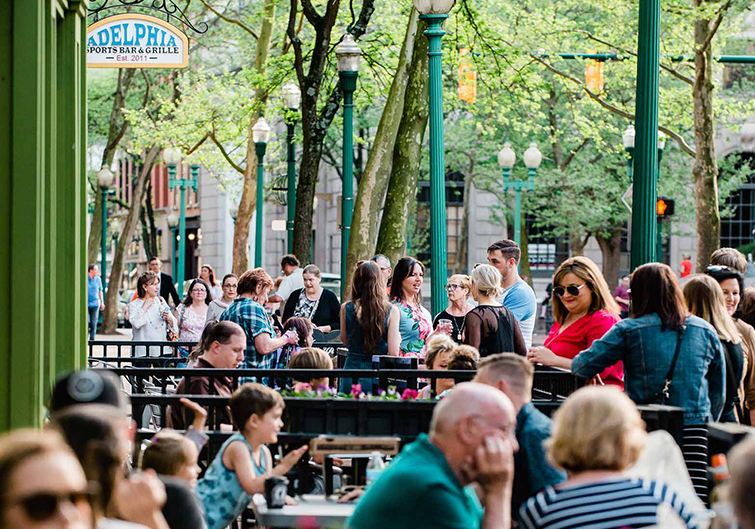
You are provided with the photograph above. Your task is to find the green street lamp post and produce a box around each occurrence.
[283,82,301,255]
[630,0,661,271]
[414,0,455,317]
[97,167,115,291]
[498,141,542,266]
[253,117,271,269]
[336,33,362,300]
[167,211,178,278]
[165,147,196,292]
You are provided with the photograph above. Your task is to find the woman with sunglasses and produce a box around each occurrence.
[432,274,474,344]
[527,256,624,387]
[205,273,238,323]
[0,429,94,529]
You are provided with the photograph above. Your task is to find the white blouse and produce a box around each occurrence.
[129,297,177,357]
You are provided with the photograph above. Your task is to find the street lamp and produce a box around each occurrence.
[229,202,239,224]
[167,211,178,277]
[498,141,541,259]
[622,124,636,180]
[165,147,196,292]
[252,117,271,268]
[413,0,455,317]
[282,81,301,254]
[97,166,115,292]
[336,33,361,300]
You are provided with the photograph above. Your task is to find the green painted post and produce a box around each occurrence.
[420,13,449,317]
[656,219,663,264]
[340,70,358,301]
[286,119,296,254]
[100,186,108,291]
[178,183,187,290]
[170,226,177,278]
[255,143,267,268]
[630,0,661,271]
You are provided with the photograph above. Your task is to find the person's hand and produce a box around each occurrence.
[468,435,515,495]
[161,308,172,322]
[111,470,167,526]
[285,495,298,506]
[276,445,308,474]
[526,346,558,366]
[316,325,331,334]
[100,302,105,311]
[284,329,299,345]
[338,488,365,503]
[180,397,208,432]
[143,298,154,311]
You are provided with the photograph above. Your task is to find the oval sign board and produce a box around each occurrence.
[87,14,188,69]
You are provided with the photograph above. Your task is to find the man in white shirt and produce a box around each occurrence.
[487,239,537,349]
[267,254,304,310]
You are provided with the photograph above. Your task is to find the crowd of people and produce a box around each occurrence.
[70,240,755,528]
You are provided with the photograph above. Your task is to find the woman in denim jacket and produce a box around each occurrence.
[571,263,725,503]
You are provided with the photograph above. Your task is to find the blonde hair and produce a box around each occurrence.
[552,256,621,324]
[447,274,471,292]
[471,264,503,299]
[547,386,647,473]
[683,275,741,344]
[140,429,197,476]
[424,334,456,369]
[288,347,333,371]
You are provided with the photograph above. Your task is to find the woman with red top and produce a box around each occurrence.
[527,256,624,387]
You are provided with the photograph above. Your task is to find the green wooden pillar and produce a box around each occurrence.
[630,0,661,270]
[286,119,297,255]
[420,13,449,317]
[339,70,357,301]
[0,0,87,431]
[255,143,267,268]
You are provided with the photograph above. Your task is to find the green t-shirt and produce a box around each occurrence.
[348,434,484,529]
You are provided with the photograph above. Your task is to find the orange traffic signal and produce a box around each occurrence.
[656,198,675,218]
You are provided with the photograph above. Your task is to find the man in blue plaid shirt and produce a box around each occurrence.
[219,268,298,385]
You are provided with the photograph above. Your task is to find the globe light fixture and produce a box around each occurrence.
[336,33,362,73]
[252,117,271,144]
[622,124,636,150]
[282,81,301,110]
[497,142,516,169]
[412,0,456,15]
[163,146,182,166]
[97,167,115,187]
[167,212,179,228]
[523,142,543,169]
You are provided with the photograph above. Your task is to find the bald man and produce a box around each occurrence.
[348,382,518,529]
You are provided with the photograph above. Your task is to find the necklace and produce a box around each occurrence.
[450,314,466,341]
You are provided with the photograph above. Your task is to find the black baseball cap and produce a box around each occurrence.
[49,370,127,414]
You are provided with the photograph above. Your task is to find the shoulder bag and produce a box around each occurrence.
[638,325,686,405]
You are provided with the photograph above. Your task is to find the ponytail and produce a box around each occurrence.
[190,320,244,361]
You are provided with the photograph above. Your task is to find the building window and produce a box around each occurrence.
[720,153,755,253]
[524,215,569,274]
[415,172,465,272]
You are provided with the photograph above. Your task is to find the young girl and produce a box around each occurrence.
[196,383,308,529]
[288,347,333,390]
[141,429,201,488]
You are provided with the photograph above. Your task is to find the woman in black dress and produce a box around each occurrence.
[432,274,475,343]
[464,264,527,357]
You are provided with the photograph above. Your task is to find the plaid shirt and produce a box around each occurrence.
[219,298,276,373]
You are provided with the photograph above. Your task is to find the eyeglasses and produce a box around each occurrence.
[553,284,587,297]
[191,288,207,293]
[707,265,734,273]
[223,284,238,289]
[444,284,462,291]
[5,490,92,521]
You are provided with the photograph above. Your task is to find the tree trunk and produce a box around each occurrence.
[346,9,422,288]
[140,179,158,260]
[596,229,622,291]
[692,3,720,273]
[101,147,161,333]
[232,0,275,275]
[454,166,474,275]
[87,68,136,265]
[519,211,533,286]
[569,231,589,256]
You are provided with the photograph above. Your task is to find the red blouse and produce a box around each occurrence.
[544,310,624,388]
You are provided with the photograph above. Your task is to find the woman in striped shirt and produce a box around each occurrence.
[519,386,697,529]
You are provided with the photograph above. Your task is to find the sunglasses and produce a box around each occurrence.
[6,490,92,521]
[553,284,587,297]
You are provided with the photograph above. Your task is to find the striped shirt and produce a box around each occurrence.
[518,477,695,529]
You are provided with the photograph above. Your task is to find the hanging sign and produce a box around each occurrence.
[87,14,189,69]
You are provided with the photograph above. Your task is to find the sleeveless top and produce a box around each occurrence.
[344,301,389,356]
[197,433,268,529]
[465,305,517,357]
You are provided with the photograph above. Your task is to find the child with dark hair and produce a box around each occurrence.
[196,383,308,529]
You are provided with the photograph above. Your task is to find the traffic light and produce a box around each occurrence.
[656,197,675,218]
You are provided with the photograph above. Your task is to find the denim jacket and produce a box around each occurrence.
[571,313,725,425]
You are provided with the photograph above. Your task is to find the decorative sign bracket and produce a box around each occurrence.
[87,0,208,35]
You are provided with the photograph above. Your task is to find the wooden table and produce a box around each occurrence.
[250,493,356,528]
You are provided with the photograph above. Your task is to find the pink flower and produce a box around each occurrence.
[401,388,418,400]
[351,384,362,398]
[294,382,312,393]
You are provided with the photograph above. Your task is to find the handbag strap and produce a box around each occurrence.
[662,324,686,394]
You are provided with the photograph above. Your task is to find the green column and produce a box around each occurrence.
[656,219,663,264]
[170,226,177,279]
[630,0,661,270]
[340,70,357,300]
[420,14,449,317]
[101,186,108,290]
[286,119,297,255]
[255,143,267,268]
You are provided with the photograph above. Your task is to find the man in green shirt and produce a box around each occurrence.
[348,382,518,529]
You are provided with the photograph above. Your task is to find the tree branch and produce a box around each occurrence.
[210,132,245,174]
[300,0,323,25]
[699,0,732,56]
[530,54,697,157]
[287,0,306,88]
[185,132,210,155]
[199,0,259,39]
[561,138,590,170]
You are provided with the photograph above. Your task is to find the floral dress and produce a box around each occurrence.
[393,299,432,358]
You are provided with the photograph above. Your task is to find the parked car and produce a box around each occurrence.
[320,273,341,302]
[117,289,135,328]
